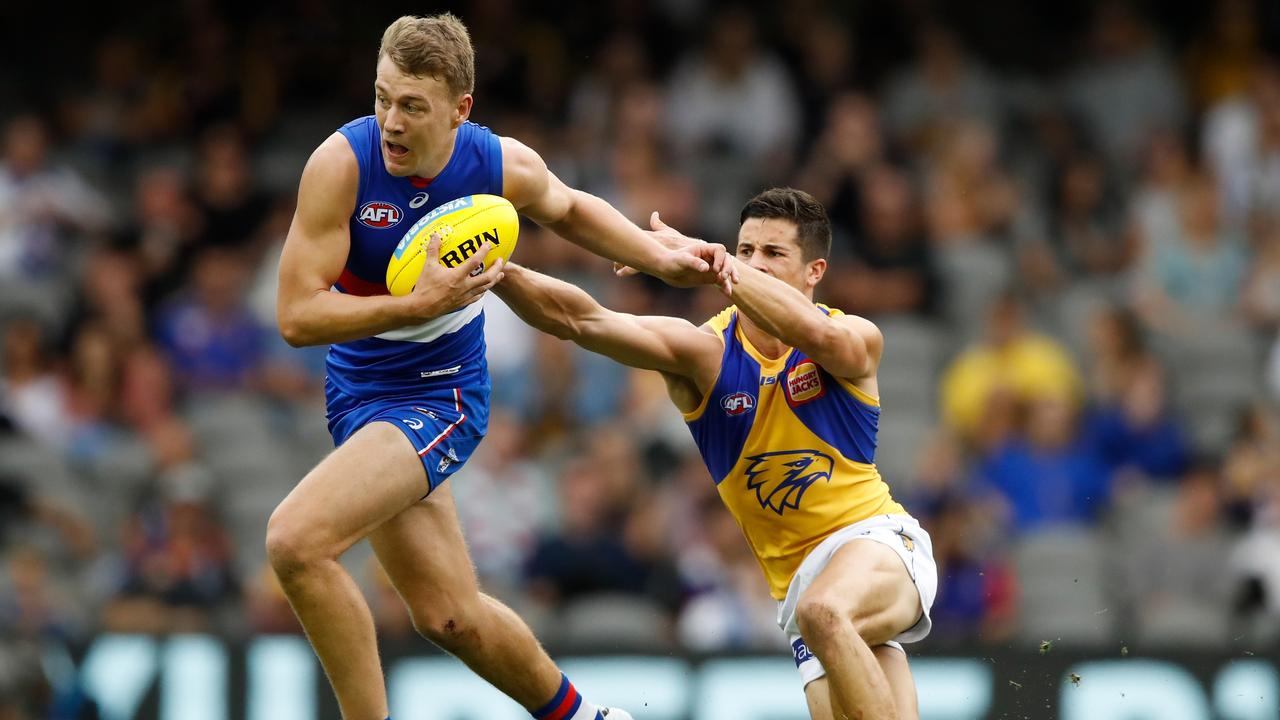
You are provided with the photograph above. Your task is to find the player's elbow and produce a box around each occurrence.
[278,320,310,348]
[810,323,871,375]
[277,307,315,347]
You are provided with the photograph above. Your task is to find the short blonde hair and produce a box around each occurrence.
[378,14,475,97]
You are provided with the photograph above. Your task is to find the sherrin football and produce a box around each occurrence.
[386,194,519,297]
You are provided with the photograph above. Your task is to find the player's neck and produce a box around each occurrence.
[738,314,791,360]
[414,127,459,179]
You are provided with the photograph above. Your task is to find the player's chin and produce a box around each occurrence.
[381,145,414,175]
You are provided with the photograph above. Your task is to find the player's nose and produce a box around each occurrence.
[384,107,405,133]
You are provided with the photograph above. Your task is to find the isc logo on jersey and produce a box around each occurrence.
[358,201,403,229]
[721,392,756,416]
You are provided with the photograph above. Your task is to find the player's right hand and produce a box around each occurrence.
[405,232,504,322]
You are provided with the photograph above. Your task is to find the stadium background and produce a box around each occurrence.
[2,0,1279,717]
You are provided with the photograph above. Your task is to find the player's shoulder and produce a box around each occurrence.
[297,133,359,210]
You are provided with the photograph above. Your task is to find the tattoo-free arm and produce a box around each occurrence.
[727,261,882,380]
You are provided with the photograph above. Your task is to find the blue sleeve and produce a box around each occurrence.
[487,129,504,196]
[338,119,372,200]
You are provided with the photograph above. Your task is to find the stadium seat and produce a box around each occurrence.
[560,594,675,652]
[1013,526,1116,645]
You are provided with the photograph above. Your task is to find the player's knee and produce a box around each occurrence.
[795,595,853,646]
[265,510,319,579]
[409,604,480,651]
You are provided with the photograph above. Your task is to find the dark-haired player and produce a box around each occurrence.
[496,188,937,720]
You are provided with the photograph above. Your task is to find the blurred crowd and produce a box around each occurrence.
[3,0,1280,715]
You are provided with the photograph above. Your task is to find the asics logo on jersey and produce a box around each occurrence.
[744,450,834,515]
[403,417,424,430]
[721,391,756,416]
[358,201,403,229]
[409,192,429,209]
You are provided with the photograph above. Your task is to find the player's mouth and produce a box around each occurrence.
[385,141,411,160]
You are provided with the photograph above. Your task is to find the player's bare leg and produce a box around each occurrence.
[369,474,566,708]
[266,422,435,720]
[795,541,922,720]
[874,646,919,720]
[804,645,918,720]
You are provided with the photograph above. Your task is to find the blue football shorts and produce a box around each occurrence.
[325,380,490,495]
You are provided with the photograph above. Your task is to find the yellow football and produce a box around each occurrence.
[385,194,520,296]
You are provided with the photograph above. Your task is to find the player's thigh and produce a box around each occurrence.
[875,645,919,720]
[800,539,921,647]
[268,421,429,561]
[367,483,481,627]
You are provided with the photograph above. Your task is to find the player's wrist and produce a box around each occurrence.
[398,291,443,324]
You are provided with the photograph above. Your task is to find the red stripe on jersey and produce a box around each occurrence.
[409,175,433,188]
[336,268,389,297]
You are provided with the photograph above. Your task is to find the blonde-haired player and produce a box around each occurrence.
[272,13,728,720]
[495,188,937,720]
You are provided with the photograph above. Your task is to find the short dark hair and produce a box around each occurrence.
[738,187,831,261]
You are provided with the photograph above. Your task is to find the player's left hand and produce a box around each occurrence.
[616,212,739,293]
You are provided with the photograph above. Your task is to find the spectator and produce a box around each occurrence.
[883,21,1004,154]
[1083,306,1190,481]
[0,317,71,445]
[1062,1,1187,176]
[924,496,1018,644]
[154,247,267,393]
[452,410,556,593]
[940,293,1084,448]
[101,466,238,633]
[677,497,784,651]
[1184,0,1264,110]
[1121,462,1237,645]
[665,7,800,167]
[1134,173,1248,331]
[193,126,274,254]
[524,458,654,607]
[1045,152,1131,279]
[0,115,112,282]
[822,163,937,317]
[796,93,886,246]
[1202,57,1280,228]
[978,394,1112,532]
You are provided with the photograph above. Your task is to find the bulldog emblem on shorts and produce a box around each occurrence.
[744,450,834,515]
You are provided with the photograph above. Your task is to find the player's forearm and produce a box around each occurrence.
[728,263,844,355]
[491,264,600,340]
[545,191,663,272]
[277,291,419,347]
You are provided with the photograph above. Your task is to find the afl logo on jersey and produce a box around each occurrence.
[358,201,404,229]
[786,361,825,405]
[721,391,756,416]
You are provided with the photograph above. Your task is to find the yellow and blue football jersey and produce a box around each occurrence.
[684,305,907,599]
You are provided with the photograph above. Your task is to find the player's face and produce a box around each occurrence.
[736,218,826,295]
[374,56,473,177]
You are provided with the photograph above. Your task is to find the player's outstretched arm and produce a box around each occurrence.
[492,264,721,377]
[499,137,731,289]
[276,134,503,347]
[730,260,883,381]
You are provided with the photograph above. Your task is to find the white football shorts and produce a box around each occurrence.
[776,513,938,687]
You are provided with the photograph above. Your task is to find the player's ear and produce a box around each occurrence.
[807,257,827,288]
[453,94,473,128]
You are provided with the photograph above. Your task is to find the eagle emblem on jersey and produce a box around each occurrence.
[744,450,834,515]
